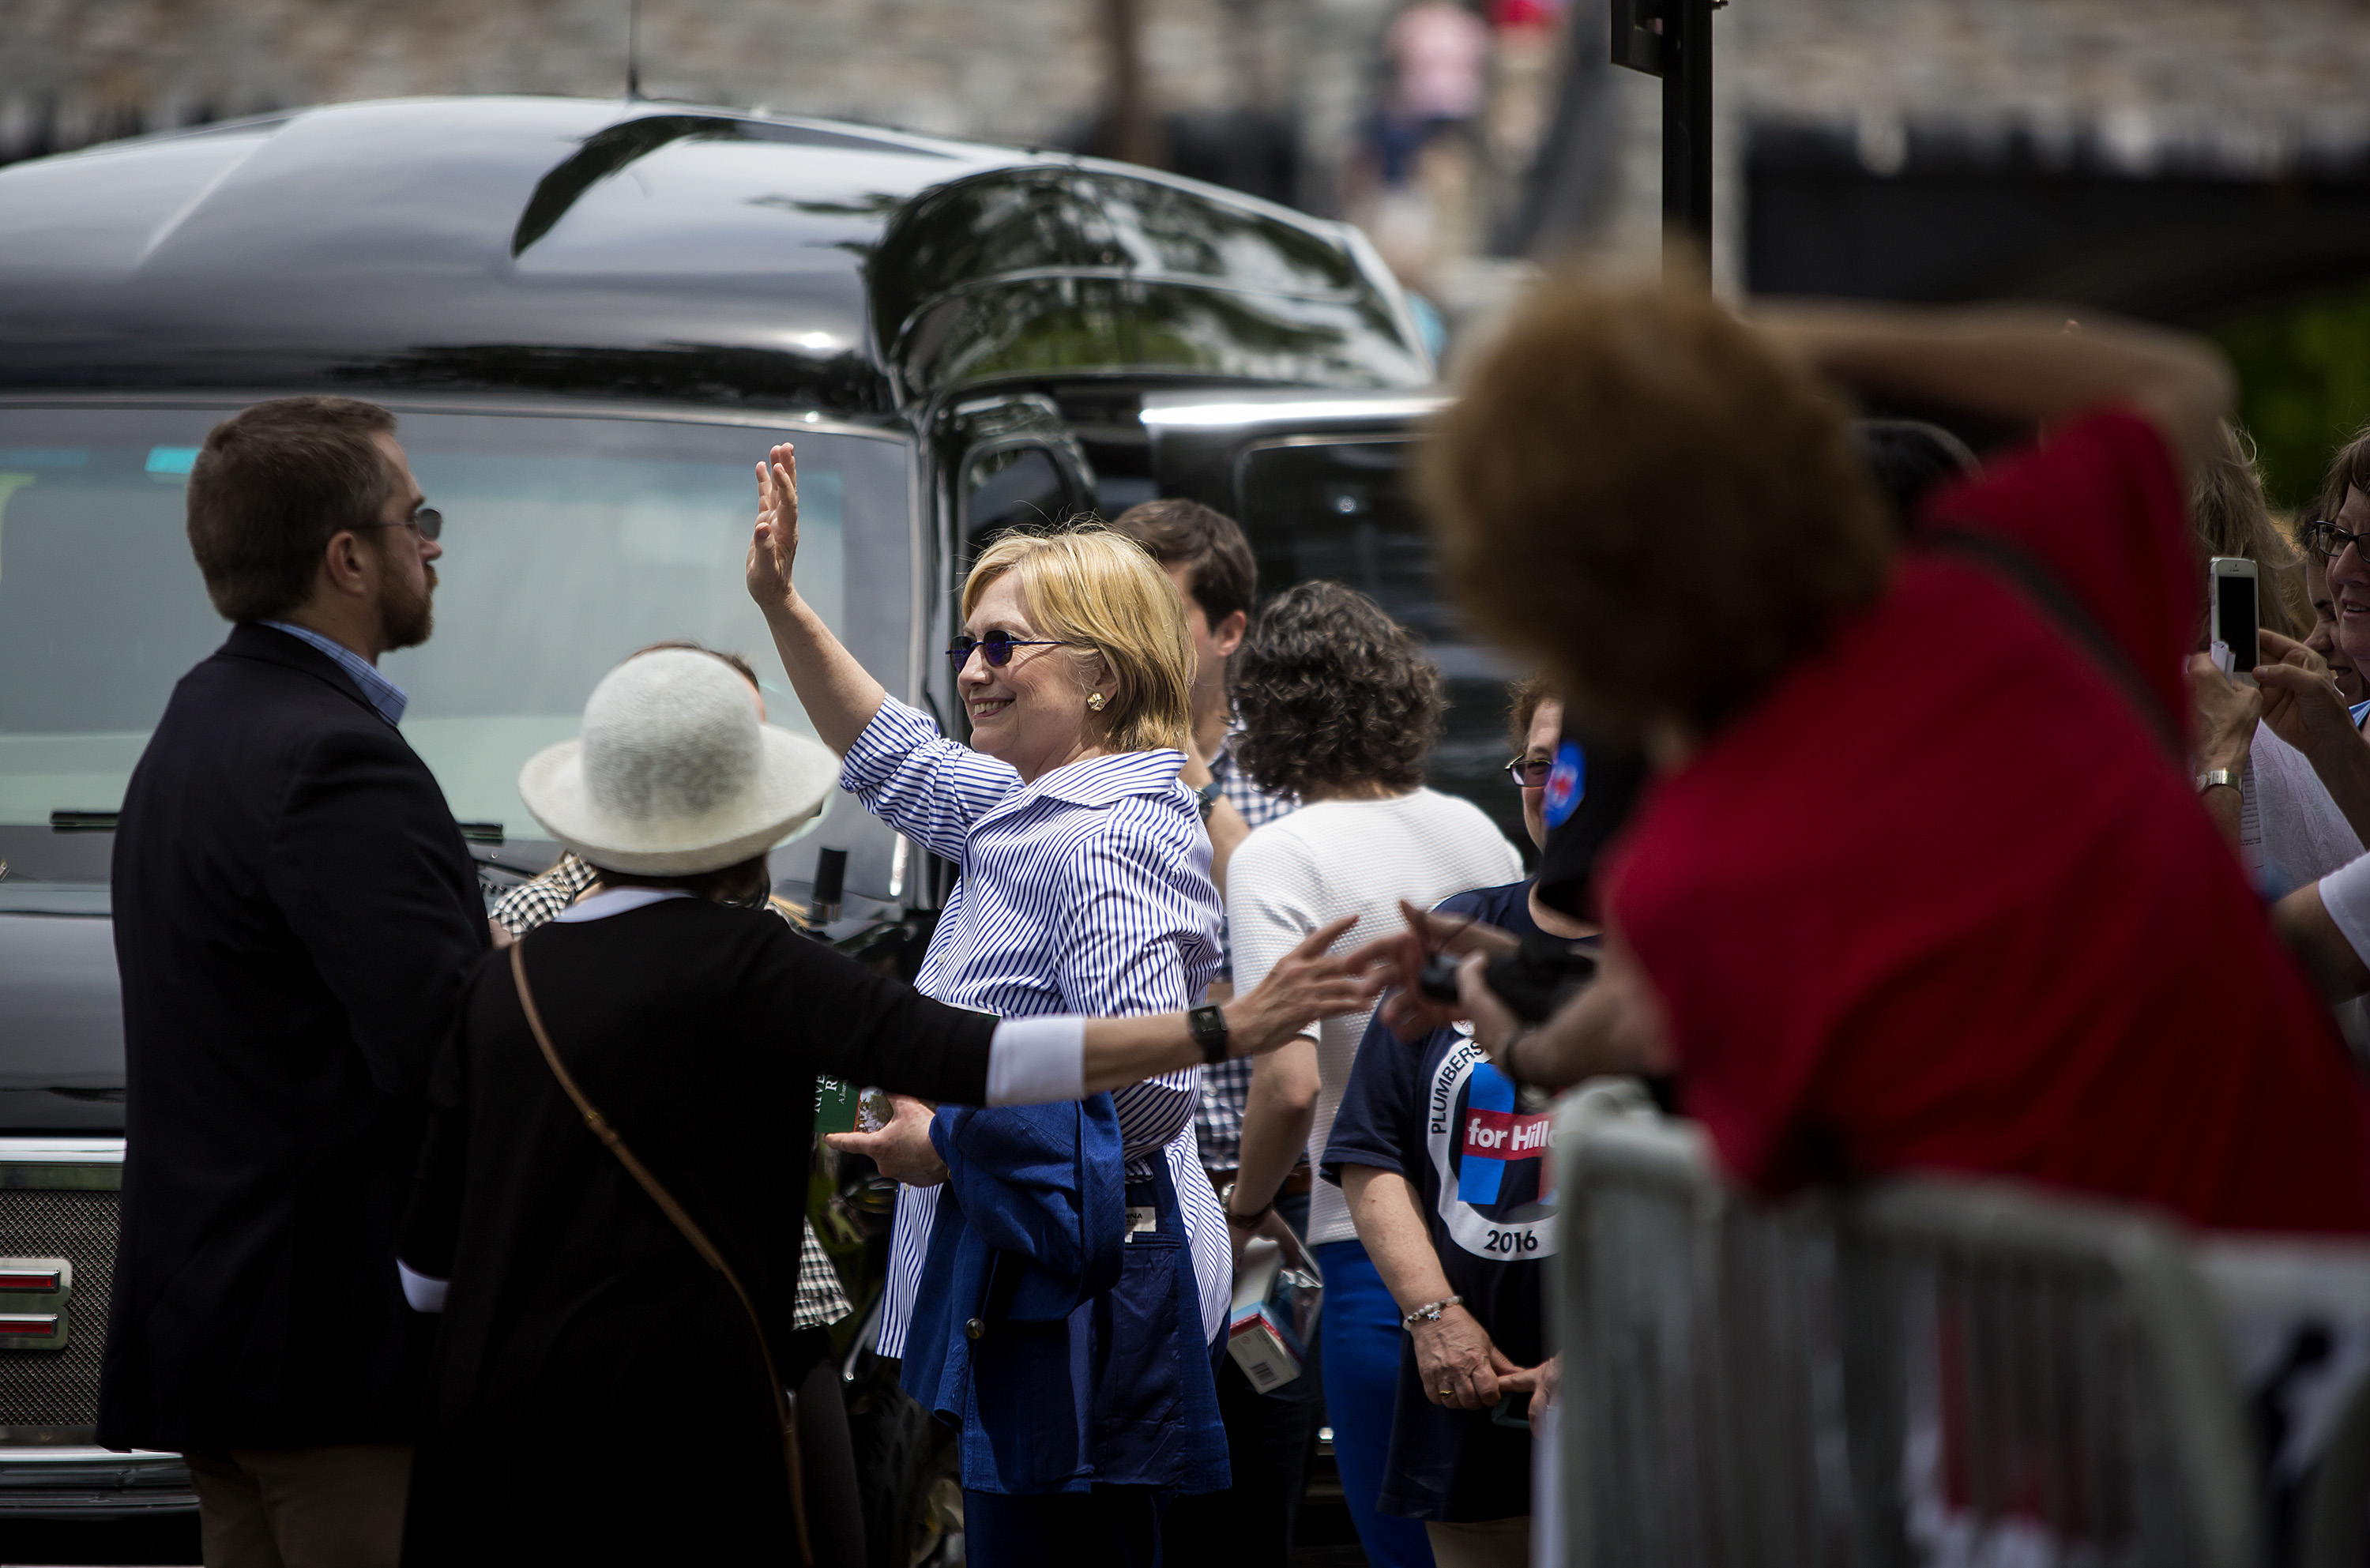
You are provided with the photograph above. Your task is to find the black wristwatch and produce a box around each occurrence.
[1195,778,1223,822]
[1187,1002,1230,1064]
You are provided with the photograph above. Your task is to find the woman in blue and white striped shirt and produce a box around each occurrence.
[746,442,1234,1559]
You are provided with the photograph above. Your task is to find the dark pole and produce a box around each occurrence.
[1101,0,1166,168]
[1661,0,1714,272]
[626,0,642,100]
[1610,0,1717,278]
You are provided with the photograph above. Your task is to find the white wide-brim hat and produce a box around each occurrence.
[517,648,838,876]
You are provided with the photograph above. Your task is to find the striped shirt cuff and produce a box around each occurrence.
[837,697,939,792]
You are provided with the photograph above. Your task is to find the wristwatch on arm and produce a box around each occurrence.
[2195,768,2239,795]
[1187,1002,1229,1064]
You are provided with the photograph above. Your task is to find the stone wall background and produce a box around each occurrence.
[9,0,2370,301]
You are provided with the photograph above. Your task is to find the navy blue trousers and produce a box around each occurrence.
[963,1485,1168,1568]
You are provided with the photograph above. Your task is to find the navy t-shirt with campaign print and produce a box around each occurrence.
[1322,878,1572,1523]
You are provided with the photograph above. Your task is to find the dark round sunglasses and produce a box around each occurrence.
[363,507,442,542]
[946,630,1073,677]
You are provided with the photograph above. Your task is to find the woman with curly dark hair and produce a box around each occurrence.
[1220,580,1519,1568]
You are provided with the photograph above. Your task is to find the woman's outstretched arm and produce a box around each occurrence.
[823,916,1380,1182]
[746,441,886,756]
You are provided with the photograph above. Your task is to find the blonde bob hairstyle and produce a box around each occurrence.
[961,525,1196,755]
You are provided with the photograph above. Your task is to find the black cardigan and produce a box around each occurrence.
[399,895,995,1563]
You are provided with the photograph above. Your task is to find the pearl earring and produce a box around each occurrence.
[1086,692,1106,711]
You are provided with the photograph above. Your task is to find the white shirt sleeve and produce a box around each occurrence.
[984,1014,1087,1105]
[397,1258,449,1314]
[2319,853,2370,972]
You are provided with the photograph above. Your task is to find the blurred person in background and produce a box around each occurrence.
[105,397,485,1568]
[2312,423,2370,694]
[747,445,1233,1564]
[2297,518,2365,708]
[2259,427,2370,1040]
[1107,499,1316,1566]
[2184,424,2364,886]
[2306,430,2370,731]
[1379,0,1488,184]
[1319,677,1589,1568]
[1225,581,1521,1568]
[1397,278,2370,1239]
[1105,498,1296,887]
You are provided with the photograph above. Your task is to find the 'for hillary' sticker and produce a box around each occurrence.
[1457,1064,1556,1205]
[1426,1032,1557,1262]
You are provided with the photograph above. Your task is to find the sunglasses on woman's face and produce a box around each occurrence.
[946,629,1073,677]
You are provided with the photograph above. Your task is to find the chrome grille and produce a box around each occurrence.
[0,1189,115,1431]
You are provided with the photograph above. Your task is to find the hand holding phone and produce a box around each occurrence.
[2210,555,2260,686]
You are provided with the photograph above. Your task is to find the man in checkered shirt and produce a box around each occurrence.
[1110,500,1311,1563]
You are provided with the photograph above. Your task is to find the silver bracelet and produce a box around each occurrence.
[1401,1294,1462,1331]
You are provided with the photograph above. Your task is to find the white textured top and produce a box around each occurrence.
[1227,788,1522,1248]
[2241,723,2363,898]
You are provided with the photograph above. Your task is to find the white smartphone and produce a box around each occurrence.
[2210,555,2260,686]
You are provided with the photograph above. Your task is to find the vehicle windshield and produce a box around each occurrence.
[0,404,911,872]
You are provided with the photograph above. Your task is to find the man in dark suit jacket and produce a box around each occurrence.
[105,397,489,1567]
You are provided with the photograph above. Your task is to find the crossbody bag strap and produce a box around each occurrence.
[510,942,814,1568]
[1924,526,2186,764]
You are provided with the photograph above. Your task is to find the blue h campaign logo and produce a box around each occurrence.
[1544,740,1585,829]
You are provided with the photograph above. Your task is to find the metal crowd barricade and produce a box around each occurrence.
[2192,1239,2370,1568]
[1551,1087,2268,1568]
[1837,1181,2260,1568]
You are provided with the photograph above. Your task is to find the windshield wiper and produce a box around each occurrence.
[49,811,117,833]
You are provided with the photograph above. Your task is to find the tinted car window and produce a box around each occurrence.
[961,444,1084,556]
[1234,438,1526,853]
[0,406,911,888]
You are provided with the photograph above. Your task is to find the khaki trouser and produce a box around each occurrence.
[183,1443,412,1568]
[1424,1515,1532,1568]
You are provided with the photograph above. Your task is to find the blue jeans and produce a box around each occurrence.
[1313,1238,1435,1568]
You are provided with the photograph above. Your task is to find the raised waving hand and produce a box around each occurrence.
[746,441,801,611]
[746,440,886,756]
